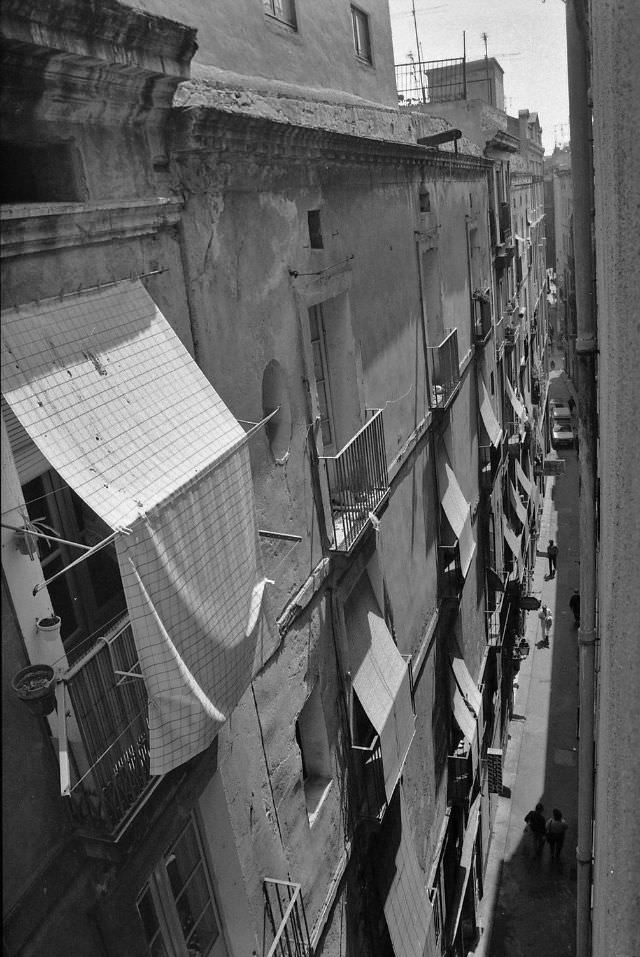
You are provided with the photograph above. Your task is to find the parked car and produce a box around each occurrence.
[551,401,572,421]
[552,419,575,448]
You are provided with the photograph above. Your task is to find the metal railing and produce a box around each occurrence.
[61,617,155,838]
[479,445,502,491]
[319,410,388,552]
[395,56,466,105]
[474,297,492,343]
[263,879,311,957]
[351,733,386,824]
[499,202,512,246]
[448,747,473,805]
[428,328,460,411]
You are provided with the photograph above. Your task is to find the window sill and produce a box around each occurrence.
[304,776,333,827]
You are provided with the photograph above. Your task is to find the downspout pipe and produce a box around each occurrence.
[565,3,597,956]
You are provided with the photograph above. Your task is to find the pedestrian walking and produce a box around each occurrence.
[547,539,559,577]
[546,809,569,860]
[569,589,580,625]
[538,603,553,645]
[524,802,547,856]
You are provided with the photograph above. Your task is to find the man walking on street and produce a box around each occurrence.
[525,802,547,856]
[547,539,558,577]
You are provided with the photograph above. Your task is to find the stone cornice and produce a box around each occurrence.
[170,109,492,176]
[0,198,183,258]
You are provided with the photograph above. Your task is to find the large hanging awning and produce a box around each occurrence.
[1,279,271,775]
[479,380,503,448]
[509,480,528,527]
[345,575,415,803]
[450,656,482,774]
[437,451,476,577]
[375,789,432,957]
[503,524,523,578]
[515,458,534,500]
[504,376,526,421]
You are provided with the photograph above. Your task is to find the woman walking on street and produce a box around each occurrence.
[546,809,569,860]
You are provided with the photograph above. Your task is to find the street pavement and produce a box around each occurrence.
[470,361,580,957]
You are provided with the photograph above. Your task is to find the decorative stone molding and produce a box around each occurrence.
[0,198,183,258]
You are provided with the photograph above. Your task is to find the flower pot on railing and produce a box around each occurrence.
[36,615,61,641]
[11,664,56,717]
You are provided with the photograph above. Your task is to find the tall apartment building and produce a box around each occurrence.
[543,147,574,376]
[2,5,542,956]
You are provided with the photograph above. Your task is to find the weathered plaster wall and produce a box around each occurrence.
[128,0,398,106]
[590,2,640,953]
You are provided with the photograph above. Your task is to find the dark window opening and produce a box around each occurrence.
[490,371,495,395]
[308,209,324,249]
[1,141,82,204]
[419,189,431,213]
[263,0,297,29]
[351,6,372,63]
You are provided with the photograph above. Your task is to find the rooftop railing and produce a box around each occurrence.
[263,879,311,957]
[60,617,157,839]
[428,328,460,411]
[320,409,389,552]
[395,56,466,105]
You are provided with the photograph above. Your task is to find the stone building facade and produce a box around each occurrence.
[1,4,540,956]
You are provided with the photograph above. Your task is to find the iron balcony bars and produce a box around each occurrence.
[395,56,467,105]
[428,328,460,411]
[58,616,157,839]
[263,878,311,957]
[319,409,389,552]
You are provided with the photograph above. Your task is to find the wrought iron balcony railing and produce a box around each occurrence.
[319,409,389,552]
[395,56,466,105]
[59,617,158,839]
[479,444,503,491]
[448,745,473,805]
[263,879,311,957]
[428,328,460,411]
[351,733,386,825]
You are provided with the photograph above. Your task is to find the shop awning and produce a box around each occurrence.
[1,280,270,775]
[376,789,432,957]
[437,452,476,577]
[450,793,482,946]
[479,381,503,448]
[345,575,415,803]
[509,480,529,527]
[515,458,533,500]
[504,376,526,421]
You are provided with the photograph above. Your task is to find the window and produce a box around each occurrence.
[307,209,323,249]
[263,0,296,28]
[1,140,83,203]
[351,6,372,63]
[308,303,335,449]
[137,816,227,957]
[296,683,333,824]
[21,470,126,662]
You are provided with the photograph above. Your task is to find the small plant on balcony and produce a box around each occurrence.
[14,515,59,561]
[11,664,57,716]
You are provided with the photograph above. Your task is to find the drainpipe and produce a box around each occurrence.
[566,2,597,955]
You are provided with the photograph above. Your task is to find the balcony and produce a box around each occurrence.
[351,733,386,826]
[448,744,473,805]
[473,293,492,345]
[503,324,517,349]
[479,444,502,491]
[320,409,389,553]
[438,541,463,600]
[59,617,157,840]
[263,879,311,957]
[428,328,460,411]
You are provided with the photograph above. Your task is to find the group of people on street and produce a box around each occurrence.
[524,803,569,860]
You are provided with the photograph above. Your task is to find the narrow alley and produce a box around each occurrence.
[472,358,580,957]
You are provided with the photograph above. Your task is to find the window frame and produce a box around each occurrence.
[263,0,297,30]
[136,815,226,957]
[350,5,373,64]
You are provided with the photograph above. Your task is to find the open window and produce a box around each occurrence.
[295,683,333,825]
[137,815,228,957]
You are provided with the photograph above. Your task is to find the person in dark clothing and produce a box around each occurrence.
[569,590,581,625]
[525,802,547,855]
[547,539,559,577]
[546,808,569,859]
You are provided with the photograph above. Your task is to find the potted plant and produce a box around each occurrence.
[36,615,62,640]
[11,664,56,717]
[14,516,59,561]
